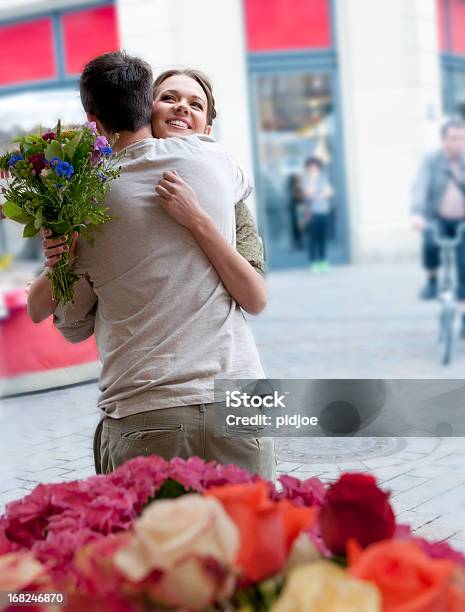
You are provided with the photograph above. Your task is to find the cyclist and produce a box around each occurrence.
[411,118,465,337]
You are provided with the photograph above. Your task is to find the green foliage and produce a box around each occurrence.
[0,153,9,170]
[154,479,192,500]
[45,140,63,162]
[63,131,82,161]
[231,576,284,611]
[1,121,122,304]
[16,134,46,157]
[23,222,39,238]
[140,479,194,514]
[2,201,34,225]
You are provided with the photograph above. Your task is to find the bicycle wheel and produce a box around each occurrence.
[439,308,454,366]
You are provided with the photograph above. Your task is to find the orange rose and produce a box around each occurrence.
[207,481,316,583]
[349,539,465,612]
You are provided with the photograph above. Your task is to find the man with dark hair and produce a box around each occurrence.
[79,51,153,133]
[28,51,275,478]
[411,118,465,335]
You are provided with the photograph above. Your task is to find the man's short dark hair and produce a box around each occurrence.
[441,118,465,139]
[80,51,153,133]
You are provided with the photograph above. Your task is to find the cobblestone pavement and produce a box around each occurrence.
[1,262,464,550]
[252,262,465,378]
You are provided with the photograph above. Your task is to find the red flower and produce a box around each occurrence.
[207,481,316,584]
[319,473,395,555]
[28,153,46,175]
[42,131,56,142]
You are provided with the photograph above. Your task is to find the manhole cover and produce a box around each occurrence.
[275,437,406,464]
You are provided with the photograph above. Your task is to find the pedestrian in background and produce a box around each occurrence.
[411,118,465,336]
[303,156,334,272]
[287,173,306,250]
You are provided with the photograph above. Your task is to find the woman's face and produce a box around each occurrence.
[306,163,321,177]
[152,74,211,138]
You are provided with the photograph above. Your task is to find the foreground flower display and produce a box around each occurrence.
[0,456,464,611]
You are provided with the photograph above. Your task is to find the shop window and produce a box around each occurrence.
[61,5,119,76]
[244,0,331,52]
[0,18,56,86]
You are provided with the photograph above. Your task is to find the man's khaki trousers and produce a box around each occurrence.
[94,403,276,481]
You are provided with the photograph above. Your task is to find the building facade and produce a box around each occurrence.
[0,0,460,266]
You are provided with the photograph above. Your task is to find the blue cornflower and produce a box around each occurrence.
[101,146,112,156]
[8,154,23,166]
[50,157,74,179]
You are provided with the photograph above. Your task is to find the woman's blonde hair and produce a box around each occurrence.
[153,69,217,126]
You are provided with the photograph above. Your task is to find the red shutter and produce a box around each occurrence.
[450,0,465,55]
[244,0,331,52]
[436,0,448,52]
[62,5,119,76]
[0,18,56,86]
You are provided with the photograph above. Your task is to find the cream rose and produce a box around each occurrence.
[115,493,239,610]
[0,552,45,592]
[284,532,320,573]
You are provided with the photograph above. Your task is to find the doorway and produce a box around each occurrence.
[249,62,349,269]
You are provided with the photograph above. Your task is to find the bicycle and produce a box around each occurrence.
[427,220,465,365]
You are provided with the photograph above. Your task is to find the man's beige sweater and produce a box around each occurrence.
[54,136,264,418]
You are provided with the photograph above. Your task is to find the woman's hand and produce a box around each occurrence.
[41,229,78,268]
[155,171,208,230]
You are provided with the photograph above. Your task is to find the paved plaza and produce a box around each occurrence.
[1,262,465,550]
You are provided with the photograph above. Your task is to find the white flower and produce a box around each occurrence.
[40,168,50,178]
[0,552,45,591]
[115,494,239,610]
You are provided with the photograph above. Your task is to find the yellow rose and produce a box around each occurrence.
[115,493,239,611]
[271,560,381,612]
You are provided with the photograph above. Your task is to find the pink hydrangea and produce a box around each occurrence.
[274,474,326,507]
[0,456,267,579]
[395,524,465,568]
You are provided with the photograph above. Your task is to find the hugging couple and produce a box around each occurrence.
[28,51,275,480]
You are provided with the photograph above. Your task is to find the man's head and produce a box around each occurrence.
[152,69,217,139]
[305,156,323,174]
[441,118,465,159]
[80,51,153,135]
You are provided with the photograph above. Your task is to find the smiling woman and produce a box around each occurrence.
[149,68,267,311]
[153,80,209,136]
[152,68,217,138]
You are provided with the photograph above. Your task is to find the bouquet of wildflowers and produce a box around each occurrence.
[0,121,121,304]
